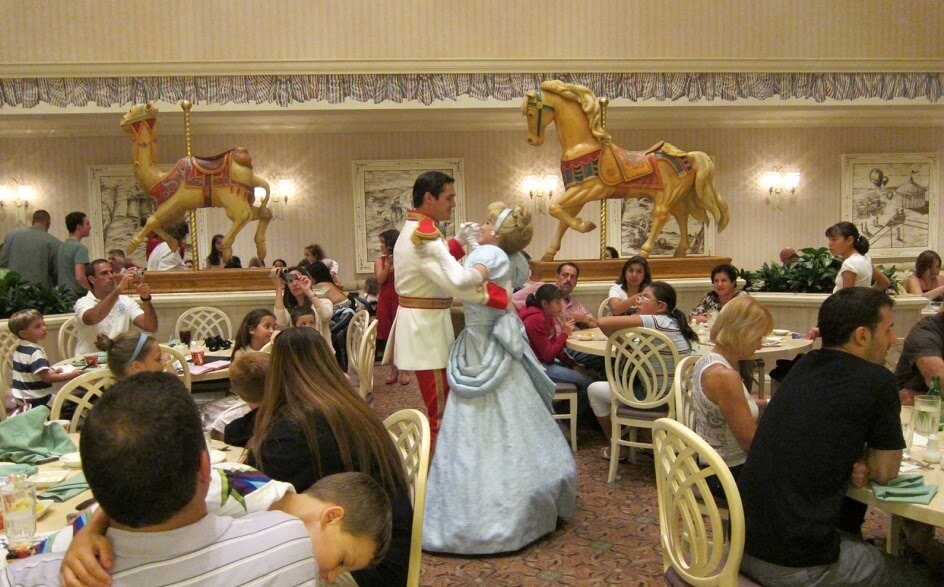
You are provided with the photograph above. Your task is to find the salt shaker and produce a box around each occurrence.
[924,434,942,464]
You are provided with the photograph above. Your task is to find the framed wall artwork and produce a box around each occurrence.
[604,198,716,258]
[841,153,938,259]
[352,158,465,273]
[88,164,208,266]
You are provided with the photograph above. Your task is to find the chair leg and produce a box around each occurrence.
[629,427,638,464]
[607,423,621,483]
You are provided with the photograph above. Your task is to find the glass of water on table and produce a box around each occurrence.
[1,474,36,547]
[913,395,941,439]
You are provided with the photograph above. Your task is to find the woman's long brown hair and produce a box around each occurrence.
[248,327,408,496]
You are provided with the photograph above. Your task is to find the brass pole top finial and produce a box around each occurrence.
[181,100,193,112]
[599,97,609,107]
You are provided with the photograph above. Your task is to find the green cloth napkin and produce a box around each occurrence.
[0,463,38,478]
[38,472,88,503]
[0,407,77,464]
[871,474,939,504]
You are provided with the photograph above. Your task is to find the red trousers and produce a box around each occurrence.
[414,368,450,448]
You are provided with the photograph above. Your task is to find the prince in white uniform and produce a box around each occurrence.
[385,172,507,447]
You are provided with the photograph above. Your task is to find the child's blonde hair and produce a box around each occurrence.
[229,352,269,404]
[8,309,42,337]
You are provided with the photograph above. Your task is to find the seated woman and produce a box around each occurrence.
[309,261,356,370]
[519,283,594,401]
[692,295,772,495]
[605,256,651,316]
[690,263,746,323]
[588,281,696,454]
[423,202,576,555]
[902,250,944,301]
[248,327,412,587]
[270,265,334,352]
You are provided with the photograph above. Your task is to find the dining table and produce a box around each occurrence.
[53,345,233,384]
[566,326,814,397]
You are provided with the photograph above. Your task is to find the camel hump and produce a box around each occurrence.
[191,148,253,171]
[231,147,252,168]
[645,141,687,158]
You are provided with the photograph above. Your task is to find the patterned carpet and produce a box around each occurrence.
[369,365,900,587]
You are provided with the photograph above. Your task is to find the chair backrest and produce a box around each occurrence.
[345,310,370,374]
[653,417,745,585]
[0,329,19,422]
[673,355,700,430]
[50,369,117,430]
[58,316,78,359]
[159,344,192,391]
[383,409,430,587]
[258,341,273,353]
[604,327,681,413]
[597,298,613,318]
[174,307,232,342]
[357,320,378,401]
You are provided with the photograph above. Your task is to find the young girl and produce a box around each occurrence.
[101,332,165,380]
[205,234,226,270]
[606,256,651,316]
[519,283,593,397]
[232,309,277,361]
[826,221,890,292]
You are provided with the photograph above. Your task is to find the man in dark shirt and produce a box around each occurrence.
[738,288,931,585]
[894,309,944,405]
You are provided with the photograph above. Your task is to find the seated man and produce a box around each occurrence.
[74,259,157,356]
[3,372,319,585]
[737,288,932,585]
[894,305,944,406]
[146,221,189,271]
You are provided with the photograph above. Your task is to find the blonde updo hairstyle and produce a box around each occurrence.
[709,295,774,358]
[487,201,533,255]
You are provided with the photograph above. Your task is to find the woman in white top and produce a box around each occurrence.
[692,295,773,495]
[826,221,890,292]
[605,256,651,316]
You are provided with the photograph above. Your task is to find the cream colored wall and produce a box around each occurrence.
[2,0,941,69]
[1,125,941,284]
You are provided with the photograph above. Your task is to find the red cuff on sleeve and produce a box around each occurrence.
[484,282,509,310]
[447,238,465,261]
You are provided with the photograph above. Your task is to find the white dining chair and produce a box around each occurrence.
[356,320,378,402]
[57,316,78,360]
[672,355,700,431]
[597,298,613,318]
[345,310,371,376]
[49,369,117,431]
[0,328,20,421]
[174,306,232,342]
[604,327,680,483]
[159,344,192,391]
[653,418,757,586]
[553,382,578,451]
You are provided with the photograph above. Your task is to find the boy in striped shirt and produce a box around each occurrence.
[8,309,80,410]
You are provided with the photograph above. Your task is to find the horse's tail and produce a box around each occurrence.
[688,151,729,231]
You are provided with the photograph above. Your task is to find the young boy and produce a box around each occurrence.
[218,351,268,446]
[291,305,318,329]
[52,471,392,585]
[8,309,81,410]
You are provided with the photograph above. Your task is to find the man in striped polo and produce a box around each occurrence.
[4,372,319,586]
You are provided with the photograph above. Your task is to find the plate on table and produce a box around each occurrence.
[35,499,53,519]
[772,329,790,336]
[28,470,69,489]
[209,450,226,465]
[575,333,594,341]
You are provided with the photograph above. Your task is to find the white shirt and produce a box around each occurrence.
[147,241,186,271]
[833,253,873,292]
[74,291,146,355]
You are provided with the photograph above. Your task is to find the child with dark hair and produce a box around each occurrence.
[232,309,277,361]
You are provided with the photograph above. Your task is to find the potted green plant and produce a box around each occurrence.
[0,270,75,319]
[739,247,899,294]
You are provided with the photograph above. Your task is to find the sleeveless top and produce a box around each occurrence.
[692,352,758,467]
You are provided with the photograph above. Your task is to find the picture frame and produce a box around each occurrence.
[87,164,207,266]
[352,158,466,273]
[604,198,716,258]
[841,153,939,259]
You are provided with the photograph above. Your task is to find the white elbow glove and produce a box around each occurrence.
[455,222,482,249]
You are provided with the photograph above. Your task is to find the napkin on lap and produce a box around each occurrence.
[0,407,77,464]
[871,474,939,504]
[38,473,88,502]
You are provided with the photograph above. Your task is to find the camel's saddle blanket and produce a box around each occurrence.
[560,142,691,190]
[148,149,254,207]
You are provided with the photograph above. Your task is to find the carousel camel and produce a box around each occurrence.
[523,80,729,260]
[119,104,272,263]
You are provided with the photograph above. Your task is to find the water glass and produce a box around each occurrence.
[1,475,36,546]
[913,395,941,437]
[900,405,915,450]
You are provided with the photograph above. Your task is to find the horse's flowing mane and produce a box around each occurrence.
[540,80,612,143]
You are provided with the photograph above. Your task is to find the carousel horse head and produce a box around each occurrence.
[522,86,556,146]
[120,103,159,131]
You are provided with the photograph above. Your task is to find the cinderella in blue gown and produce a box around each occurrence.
[422,244,577,554]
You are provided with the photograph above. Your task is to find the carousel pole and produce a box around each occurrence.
[598,97,609,260]
[181,100,199,270]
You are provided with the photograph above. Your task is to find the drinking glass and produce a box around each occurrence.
[913,395,941,437]
[900,405,915,450]
[1,475,36,546]
[179,329,193,347]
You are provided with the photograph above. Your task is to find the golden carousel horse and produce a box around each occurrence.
[119,104,272,263]
[522,80,729,260]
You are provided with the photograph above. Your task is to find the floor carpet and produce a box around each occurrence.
[369,366,933,586]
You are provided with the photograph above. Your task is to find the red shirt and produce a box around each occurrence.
[519,306,576,367]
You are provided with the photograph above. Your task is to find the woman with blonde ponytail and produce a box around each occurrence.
[422,202,577,555]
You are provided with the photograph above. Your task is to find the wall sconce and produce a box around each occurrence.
[522,174,558,200]
[759,170,800,208]
[276,179,295,205]
[0,183,34,225]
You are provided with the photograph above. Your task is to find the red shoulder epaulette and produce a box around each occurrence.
[411,218,443,245]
